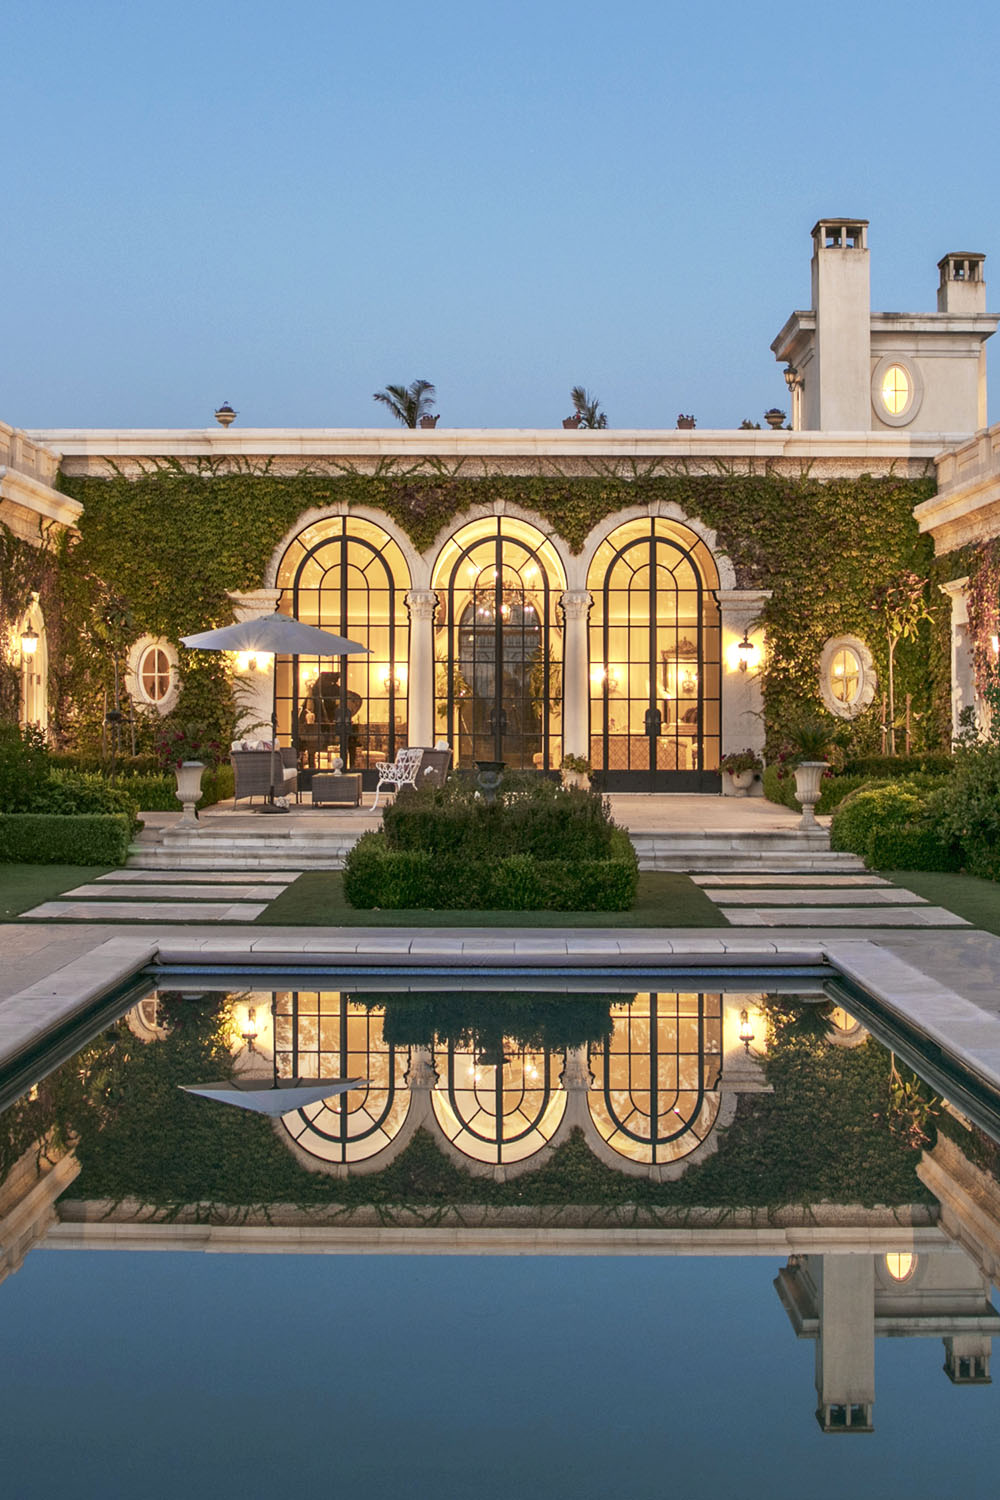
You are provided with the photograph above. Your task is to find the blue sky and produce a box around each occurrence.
[3,0,999,430]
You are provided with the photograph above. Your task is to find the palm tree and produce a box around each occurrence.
[372,379,437,428]
[569,386,607,429]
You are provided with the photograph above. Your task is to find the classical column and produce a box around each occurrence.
[716,588,771,791]
[227,588,281,737]
[560,590,593,763]
[406,589,438,748]
[939,577,976,740]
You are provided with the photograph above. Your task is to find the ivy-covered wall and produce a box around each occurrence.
[4,462,946,751]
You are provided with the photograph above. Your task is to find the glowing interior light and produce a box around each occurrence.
[881,364,910,415]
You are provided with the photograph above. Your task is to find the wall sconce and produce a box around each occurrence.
[241,1005,259,1052]
[738,1008,754,1054]
[679,666,698,696]
[737,632,754,673]
[235,650,273,674]
[20,624,39,659]
[382,671,403,693]
[783,365,799,393]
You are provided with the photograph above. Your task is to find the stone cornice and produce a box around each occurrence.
[28,425,953,480]
[916,421,1000,552]
[0,464,83,541]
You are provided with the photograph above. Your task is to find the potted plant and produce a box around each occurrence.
[155,720,221,828]
[786,720,832,830]
[720,747,762,794]
[560,753,592,791]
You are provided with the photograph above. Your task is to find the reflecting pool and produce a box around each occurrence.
[2,977,999,1498]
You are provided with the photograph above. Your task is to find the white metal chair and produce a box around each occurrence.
[371,746,424,811]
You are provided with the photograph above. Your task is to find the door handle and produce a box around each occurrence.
[644,707,662,736]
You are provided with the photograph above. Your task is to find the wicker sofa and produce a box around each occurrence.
[231,747,299,805]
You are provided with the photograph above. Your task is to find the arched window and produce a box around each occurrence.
[431,1037,567,1164]
[432,517,566,770]
[279,992,410,1164]
[588,992,723,1165]
[276,518,410,781]
[586,519,721,790]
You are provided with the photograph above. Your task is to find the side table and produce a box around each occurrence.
[311,772,362,807]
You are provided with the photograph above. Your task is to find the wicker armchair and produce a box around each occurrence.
[231,747,299,805]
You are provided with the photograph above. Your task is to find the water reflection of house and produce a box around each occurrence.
[776,1248,1000,1433]
[230,988,769,1180]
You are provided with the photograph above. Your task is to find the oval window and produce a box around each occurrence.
[881,364,910,416]
[884,1252,917,1282]
[830,646,862,708]
[139,645,172,702]
[819,636,876,720]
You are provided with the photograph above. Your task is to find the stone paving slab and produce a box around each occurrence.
[67,883,288,902]
[97,870,294,885]
[693,874,889,887]
[20,901,269,923]
[712,887,926,906]
[722,906,968,927]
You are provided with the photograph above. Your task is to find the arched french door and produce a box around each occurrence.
[276,517,410,784]
[432,518,565,770]
[586,518,721,791]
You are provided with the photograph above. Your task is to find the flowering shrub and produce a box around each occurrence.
[154,719,222,770]
[720,748,762,775]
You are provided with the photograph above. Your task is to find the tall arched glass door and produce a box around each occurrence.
[433,518,565,770]
[276,517,410,783]
[586,518,721,791]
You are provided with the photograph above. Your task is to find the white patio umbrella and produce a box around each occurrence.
[180,612,369,812]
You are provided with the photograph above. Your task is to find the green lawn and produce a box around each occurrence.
[882,869,1000,936]
[257,870,728,927]
[0,864,113,919]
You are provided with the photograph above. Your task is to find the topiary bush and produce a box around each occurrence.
[0,812,132,865]
[382,774,618,861]
[830,782,959,871]
[344,785,638,911]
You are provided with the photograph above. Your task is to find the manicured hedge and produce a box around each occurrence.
[829,783,959,871]
[383,776,616,860]
[0,813,132,866]
[344,826,638,910]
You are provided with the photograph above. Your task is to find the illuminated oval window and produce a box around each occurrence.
[881,364,910,416]
[819,636,876,720]
[139,646,172,702]
[885,1252,917,1282]
[127,636,179,714]
[830,647,861,707]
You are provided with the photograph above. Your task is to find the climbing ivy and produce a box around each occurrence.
[38,462,943,752]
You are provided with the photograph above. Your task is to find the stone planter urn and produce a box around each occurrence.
[728,768,755,796]
[793,760,828,831]
[562,769,591,792]
[174,760,205,829]
[475,759,505,805]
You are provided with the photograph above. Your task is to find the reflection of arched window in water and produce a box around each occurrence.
[431,1038,567,1165]
[277,993,410,1164]
[588,993,723,1164]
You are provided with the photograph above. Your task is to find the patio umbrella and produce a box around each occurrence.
[179,1078,366,1116]
[181,612,368,811]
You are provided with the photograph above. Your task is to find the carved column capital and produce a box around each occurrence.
[407,1046,438,1089]
[560,590,593,621]
[561,1046,593,1091]
[228,588,282,621]
[406,588,439,621]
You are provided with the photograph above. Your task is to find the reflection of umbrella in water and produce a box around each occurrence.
[180,612,368,813]
[179,1078,366,1117]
